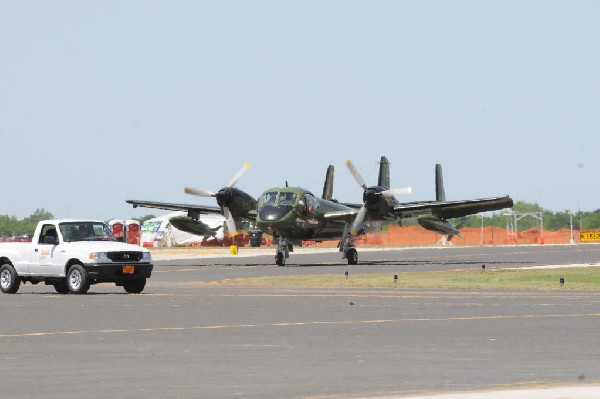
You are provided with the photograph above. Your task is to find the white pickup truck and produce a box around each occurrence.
[0,220,153,294]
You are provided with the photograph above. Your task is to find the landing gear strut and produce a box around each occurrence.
[340,224,358,265]
[275,236,290,266]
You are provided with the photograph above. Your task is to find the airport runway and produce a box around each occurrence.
[2,244,600,398]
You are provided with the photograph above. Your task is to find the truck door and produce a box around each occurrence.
[30,224,63,276]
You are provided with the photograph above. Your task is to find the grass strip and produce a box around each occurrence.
[218,267,600,290]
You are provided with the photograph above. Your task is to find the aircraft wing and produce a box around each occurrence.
[392,196,514,220]
[126,199,222,217]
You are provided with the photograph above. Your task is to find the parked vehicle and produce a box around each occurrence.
[0,220,153,294]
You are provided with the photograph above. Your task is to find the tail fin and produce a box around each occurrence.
[378,156,390,190]
[435,164,446,202]
[322,165,334,200]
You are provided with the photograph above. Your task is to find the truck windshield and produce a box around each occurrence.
[59,222,116,242]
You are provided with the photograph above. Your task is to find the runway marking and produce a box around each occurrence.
[3,312,600,339]
[210,292,598,299]
[153,265,264,273]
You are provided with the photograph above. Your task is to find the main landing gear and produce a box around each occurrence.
[340,224,359,265]
[273,226,359,266]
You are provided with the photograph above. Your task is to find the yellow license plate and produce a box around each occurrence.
[122,265,135,274]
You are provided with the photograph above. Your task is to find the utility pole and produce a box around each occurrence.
[566,209,575,245]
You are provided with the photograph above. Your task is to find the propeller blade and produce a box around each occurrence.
[227,162,250,188]
[223,207,238,237]
[345,160,368,190]
[349,206,367,236]
[380,187,412,198]
[184,187,216,197]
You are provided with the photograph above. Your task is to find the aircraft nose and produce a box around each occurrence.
[259,205,293,222]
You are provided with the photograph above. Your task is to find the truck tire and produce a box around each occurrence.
[67,264,90,294]
[0,263,21,294]
[123,278,146,294]
[53,280,69,294]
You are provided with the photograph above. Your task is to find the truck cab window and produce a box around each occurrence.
[39,225,58,244]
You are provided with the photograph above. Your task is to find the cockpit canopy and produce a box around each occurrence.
[257,189,318,222]
[258,191,298,208]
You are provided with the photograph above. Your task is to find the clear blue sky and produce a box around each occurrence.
[1,1,598,221]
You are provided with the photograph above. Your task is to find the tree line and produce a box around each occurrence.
[0,209,156,238]
[458,201,600,231]
[1,203,599,238]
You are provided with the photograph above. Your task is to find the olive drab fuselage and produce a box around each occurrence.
[256,187,353,240]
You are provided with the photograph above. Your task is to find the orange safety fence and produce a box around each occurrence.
[179,226,595,248]
[305,225,590,247]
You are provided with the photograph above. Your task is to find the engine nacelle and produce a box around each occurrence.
[417,216,461,239]
[169,216,219,237]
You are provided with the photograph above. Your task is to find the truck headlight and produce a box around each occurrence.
[142,252,152,261]
[89,252,110,262]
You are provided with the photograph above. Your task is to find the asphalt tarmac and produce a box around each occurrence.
[2,244,600,398]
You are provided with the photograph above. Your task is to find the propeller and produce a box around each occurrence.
[184,162,250,237]
[345,159,411,236]
[184,187,216,197]
[381,187,412,198]
[345,160,368,190]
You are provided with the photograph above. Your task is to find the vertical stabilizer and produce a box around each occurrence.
[435,164,446,202]
[322,165,334,200]
[378,156,390,190]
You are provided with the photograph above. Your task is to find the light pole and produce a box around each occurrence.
[566,209,575,245]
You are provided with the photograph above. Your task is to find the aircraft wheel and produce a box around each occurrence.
[275,251,286,266]
[346,248,358,265]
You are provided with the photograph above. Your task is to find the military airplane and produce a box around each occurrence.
[127,157,513,266]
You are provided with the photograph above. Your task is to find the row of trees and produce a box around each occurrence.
[1,203,599,238]
[0,209,54,237]
[0,209,156,238]
[458,201,600,231]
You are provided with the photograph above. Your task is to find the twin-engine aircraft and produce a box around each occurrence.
[127,157,513,265]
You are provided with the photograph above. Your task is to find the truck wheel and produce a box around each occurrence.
[123,278,146,294]
[67,264,90,294]
[0,263,21,294]
[53,280,69,294]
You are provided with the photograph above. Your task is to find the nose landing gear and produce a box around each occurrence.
[340,223,359,265]
[275,236,289,266]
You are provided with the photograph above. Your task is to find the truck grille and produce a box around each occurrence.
[107,251,143,262]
